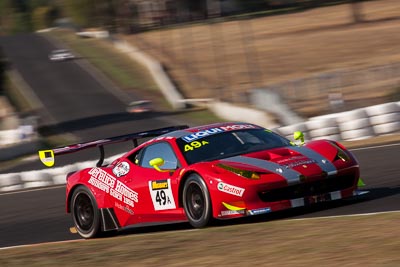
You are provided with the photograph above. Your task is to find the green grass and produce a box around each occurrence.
[1,212,399,266]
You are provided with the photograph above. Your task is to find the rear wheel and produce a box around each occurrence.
[183,174,212,228]
[71,186,101,238]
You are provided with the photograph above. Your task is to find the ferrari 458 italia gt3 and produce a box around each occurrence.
[39,122,366,238]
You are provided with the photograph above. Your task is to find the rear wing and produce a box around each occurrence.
[38,125,188,167]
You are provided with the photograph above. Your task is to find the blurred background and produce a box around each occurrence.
[1,0,400,253]
[1,0,400,161]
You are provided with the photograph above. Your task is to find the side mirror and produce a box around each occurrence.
[149,157,170,172]
[293,131,305,146]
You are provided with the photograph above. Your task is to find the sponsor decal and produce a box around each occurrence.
[182,127,223,142]
[88,168,139,208]
[217,182,245,197]
[149,179,176,210]
[113,161,130,177]
[304,193,332,205]
[277,156,324,170]
[221,210,245,216]
[151,180,169,190]
[182,124,257,142]
[219,124,257,131]
[88,168,116,192]
[290,146,337,176]
[282,159,316,169]
[88,176,111,193]
[115,202,134,215]
[247,207,271,216]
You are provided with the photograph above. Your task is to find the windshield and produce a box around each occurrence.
[176,129,291,164]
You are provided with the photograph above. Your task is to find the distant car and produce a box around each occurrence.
[49,49,75,61]
[126,100,153,113]
[38,122,367,239]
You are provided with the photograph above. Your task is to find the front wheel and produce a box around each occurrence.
[71,186,101,238]
[182,174,212,228]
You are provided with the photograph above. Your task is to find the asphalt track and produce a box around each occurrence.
[0,144,399,248]
[0,33,187,173]
[0,32,187,247]
[0,33,399,248]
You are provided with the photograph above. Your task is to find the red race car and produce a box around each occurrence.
[39,122,367,238]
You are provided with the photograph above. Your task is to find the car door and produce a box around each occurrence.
[121,141,186,226]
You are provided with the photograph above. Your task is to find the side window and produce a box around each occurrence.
[140,142,179,169]
[127,149,143,165]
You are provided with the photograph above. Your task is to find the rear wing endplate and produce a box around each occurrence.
[38,125,188,167]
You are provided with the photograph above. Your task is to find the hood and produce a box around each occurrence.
[217,146,338,185]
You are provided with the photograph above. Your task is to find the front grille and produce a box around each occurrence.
[258,175,356,202]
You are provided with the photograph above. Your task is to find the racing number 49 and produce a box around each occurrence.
[184,141,209,152]
[156,190,167,205]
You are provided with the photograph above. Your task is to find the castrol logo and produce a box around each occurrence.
[217,182,245,197]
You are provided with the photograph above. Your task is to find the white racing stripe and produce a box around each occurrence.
[223,156,302,185]
[290,146,337,176]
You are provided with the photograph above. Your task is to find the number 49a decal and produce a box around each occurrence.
[149,179,176,211]
[184,140,209,152]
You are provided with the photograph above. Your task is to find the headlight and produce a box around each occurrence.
[217,164,261,179]
[336,148,350,162]
[330,142,351,162]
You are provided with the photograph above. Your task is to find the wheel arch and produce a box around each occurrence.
[68,184,120,234]
[178,170,216,216]
[67,183,84,213]
[68,182,114,212]
[178,171,198,208]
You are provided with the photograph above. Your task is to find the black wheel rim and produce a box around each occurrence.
[186,182,205,221]
[74,193,94,231]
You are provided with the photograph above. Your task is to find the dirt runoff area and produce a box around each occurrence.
[123,0,400,117]
[1,212,400,266]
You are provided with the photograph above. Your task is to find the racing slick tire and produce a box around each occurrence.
[71,186,101,239]
[183,173,212,228]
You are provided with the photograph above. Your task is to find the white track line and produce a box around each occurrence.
[0,185,64,196]
[288,210,400,222]
[0,239,84,251]
[350,142,400,151]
